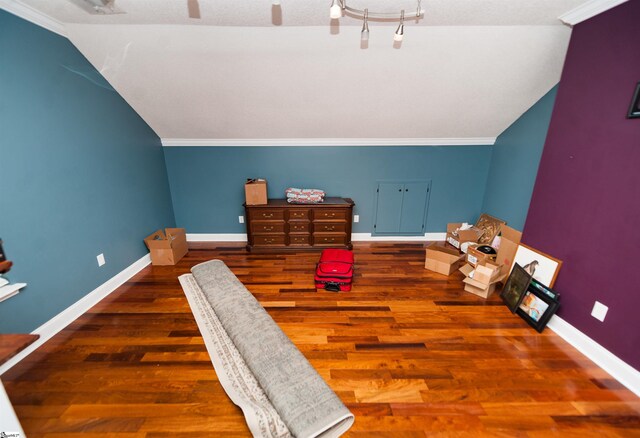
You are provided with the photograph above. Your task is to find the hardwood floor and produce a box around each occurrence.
[3,242,639,437]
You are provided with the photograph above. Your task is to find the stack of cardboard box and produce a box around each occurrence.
[458,224,523,298]
[424,214,523,299]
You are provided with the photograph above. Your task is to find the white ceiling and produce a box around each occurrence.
[9,0,593,145]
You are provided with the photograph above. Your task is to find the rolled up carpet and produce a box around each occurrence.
[180,260,354,438]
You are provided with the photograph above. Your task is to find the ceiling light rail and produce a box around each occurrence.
[330,0,423,42]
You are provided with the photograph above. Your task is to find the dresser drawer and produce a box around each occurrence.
[249,209,285,221]
[251,222,285,234]
[289,222,310,233]
[253,235,286,246]
[313,234,347,246]
[289,234,311,246]
[314,209,348,221]
[288,209,310,220]
[314,222,346,233]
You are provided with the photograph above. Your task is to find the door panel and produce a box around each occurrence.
[399,182,430,234]
[374,183,404,233]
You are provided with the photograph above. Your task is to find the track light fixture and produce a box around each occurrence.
[329,0,423,42]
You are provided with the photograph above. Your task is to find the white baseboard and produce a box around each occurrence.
[352,232,446,241]
[547,315,640,397]
[0,254,151,376]
[187,233,247,242]
[187,232,446,243]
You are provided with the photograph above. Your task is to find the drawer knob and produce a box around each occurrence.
[326,226,334,231]
[265,226,273,231]
[263,213,273,218]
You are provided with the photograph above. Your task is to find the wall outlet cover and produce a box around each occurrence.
[591,301,608,322]
[97,253,106,267]
[354,215,360,223]
[239,216,245,224]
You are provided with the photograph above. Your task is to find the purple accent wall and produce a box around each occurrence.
[523,1,640,370]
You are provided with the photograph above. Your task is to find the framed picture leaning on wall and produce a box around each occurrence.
[500,263,533,313]
[517,280,560,333]
[512,244,563,288]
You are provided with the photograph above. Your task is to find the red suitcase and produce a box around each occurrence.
[315,248,354,292]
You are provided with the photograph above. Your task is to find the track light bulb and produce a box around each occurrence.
[394,24,404,41]
[330,0,342,19]
[361,9,369,41]
[394,10,405,42]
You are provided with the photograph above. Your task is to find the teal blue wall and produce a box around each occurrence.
[481,86,558,230]
[0,11,175,333]
[163,146,492,233]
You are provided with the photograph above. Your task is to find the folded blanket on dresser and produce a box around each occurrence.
[179,260,354,438]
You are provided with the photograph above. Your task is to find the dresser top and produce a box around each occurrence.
[245,197,354,207]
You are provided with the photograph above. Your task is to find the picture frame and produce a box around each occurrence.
[529,278,560,301]
[474,213,506,245]
[628,82,640,119]
[512,243,562,288]
[500,263,533,313]
[516,281,560,333]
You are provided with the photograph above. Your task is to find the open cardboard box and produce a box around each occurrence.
[466,244,497,267]
[144,228,188,266]
[425,243,466,276]
[446,214,507,253]
[459,262,506,298]
[445,223,484,251]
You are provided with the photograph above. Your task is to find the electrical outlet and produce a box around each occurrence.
[354,215,360,223]
[591,301,608,322]
[97,253,106,267]
[239,215,245,224]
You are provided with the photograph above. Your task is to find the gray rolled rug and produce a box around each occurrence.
[179,260,354,438]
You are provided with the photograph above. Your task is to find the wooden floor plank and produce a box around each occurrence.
[2,242,638,436]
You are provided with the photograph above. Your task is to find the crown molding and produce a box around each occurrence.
[162,138,496,147]
[0,0,67,37]
[559,0,628,26]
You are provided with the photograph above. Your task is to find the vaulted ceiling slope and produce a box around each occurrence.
[7,0,598,145]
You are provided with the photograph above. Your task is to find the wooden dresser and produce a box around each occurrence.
[245,197,355,252]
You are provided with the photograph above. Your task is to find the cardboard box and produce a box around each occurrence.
[463,278,505,299]
[459,262,505,298]
[466,245,497,267]
[425,243,466,276]
[144,228,188,266]
[245,179,268,205]
[445,223,484,251]
[494,225,522,275]
[472,262,502,283]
